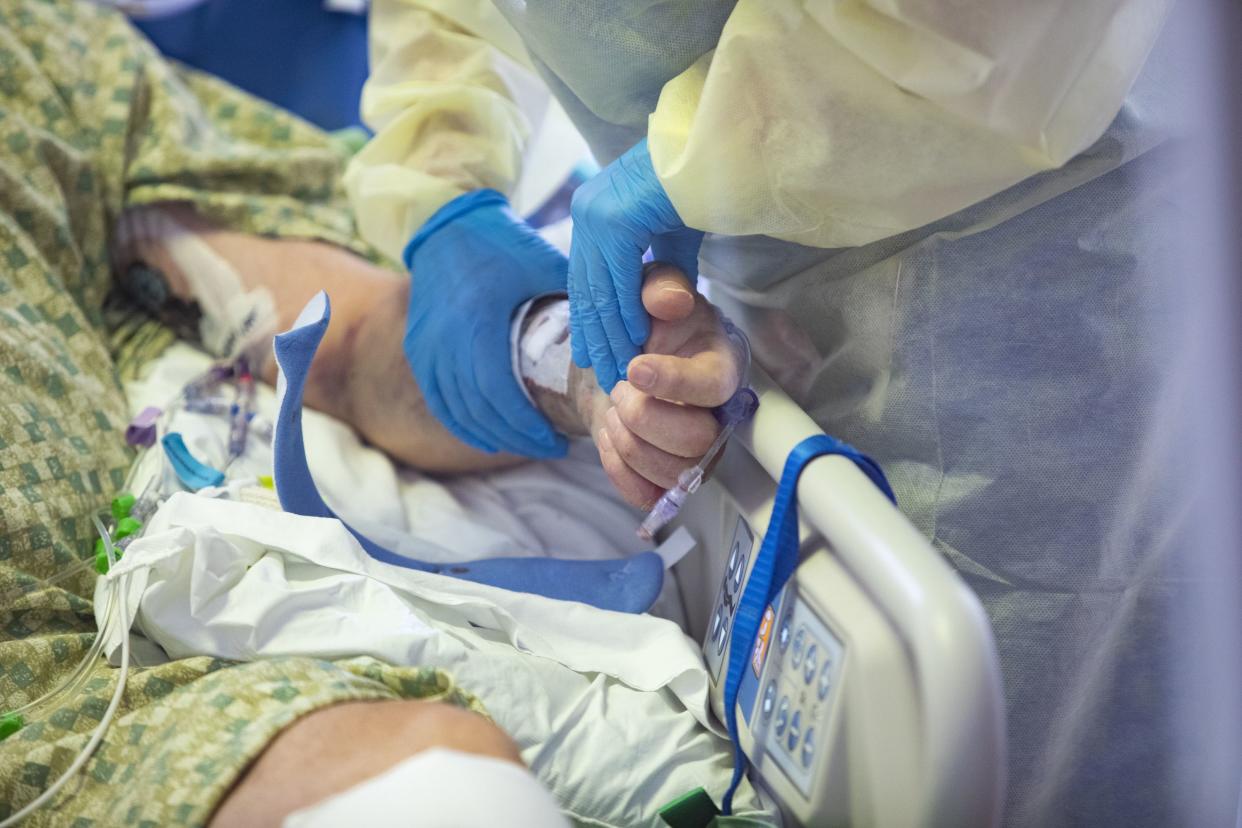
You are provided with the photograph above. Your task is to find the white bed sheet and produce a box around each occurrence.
[123,343,689,626]
[108,344,768,826]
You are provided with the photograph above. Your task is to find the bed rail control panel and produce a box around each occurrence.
[700,509,914,827]
[703,516,754,682]
[703,519,849,800]
[749,586,844,799]
[673,365,1005,828]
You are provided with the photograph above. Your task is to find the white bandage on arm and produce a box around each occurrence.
[282,748,570,828]
[510,294,572,405]
[112,206,277,360]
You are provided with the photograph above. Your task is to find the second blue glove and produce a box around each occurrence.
[403,189,568,458]
[568,138,704,392]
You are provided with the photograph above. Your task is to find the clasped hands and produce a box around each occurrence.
[585,263,744,510]
[399,190,743,510]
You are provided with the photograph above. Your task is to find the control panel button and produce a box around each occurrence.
[775,697,790,735]
[778,614,792,652]
[711,607,725,643]
[762,681,777,720]
[716,624,728,655]
[730,560,744,594]
[754,595,843,799]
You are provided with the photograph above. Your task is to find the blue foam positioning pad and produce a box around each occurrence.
[271,291,664,614]
[444,553,665,611]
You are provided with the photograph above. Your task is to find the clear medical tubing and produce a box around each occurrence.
[2,562,117,721]
[0,358,224,723]
[0,356,257,763]
[0,518,132,827]
[227,361,255,461]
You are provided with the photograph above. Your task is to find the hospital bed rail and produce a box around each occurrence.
[671,365,1005,827]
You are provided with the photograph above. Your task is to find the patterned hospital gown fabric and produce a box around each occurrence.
[0,1,483,823]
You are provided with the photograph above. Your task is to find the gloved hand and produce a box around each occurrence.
[592,263,745,511]
[568,138,704,391]
[403,189,568,458]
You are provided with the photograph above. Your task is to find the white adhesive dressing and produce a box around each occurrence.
[114,207,277,360]
[511,295,571,404]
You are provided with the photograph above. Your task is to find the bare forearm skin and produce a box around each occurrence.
[118,204,593,474]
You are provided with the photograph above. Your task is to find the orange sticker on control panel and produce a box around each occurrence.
[751,605,775,678]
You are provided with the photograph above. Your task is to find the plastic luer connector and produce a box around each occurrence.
[637,315,758,542]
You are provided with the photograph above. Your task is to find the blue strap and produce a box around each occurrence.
[720,435,895,813]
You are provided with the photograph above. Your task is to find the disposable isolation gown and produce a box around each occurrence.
[347,2,1193,824]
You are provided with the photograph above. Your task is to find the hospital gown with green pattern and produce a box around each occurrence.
[0,2,486,823]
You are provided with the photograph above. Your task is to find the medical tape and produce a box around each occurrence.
[653,526,697,569]
[115,208,277,360]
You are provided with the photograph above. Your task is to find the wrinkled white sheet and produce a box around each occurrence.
[123,342,689,624]
[96,494,762,826]
[109,344,764,826]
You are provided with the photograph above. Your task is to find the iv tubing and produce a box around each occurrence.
[0,519,132,827]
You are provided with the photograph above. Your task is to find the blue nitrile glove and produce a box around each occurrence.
[403,189,568,458]
[568,138,704,391]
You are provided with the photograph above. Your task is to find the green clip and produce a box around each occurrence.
[114,516,142,540]
[94,549,110,574]
[111,491,136,521]
[0,713,23,741]
[659,788,721,828]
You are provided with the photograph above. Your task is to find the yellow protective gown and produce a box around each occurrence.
[346,0,1165,260]
[347,3,1188,826]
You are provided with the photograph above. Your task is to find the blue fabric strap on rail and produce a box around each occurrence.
[720,435,896,814]
[270,291,664,615]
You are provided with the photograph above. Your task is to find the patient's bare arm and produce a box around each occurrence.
[113,204,742,503]
[116,203,527,472]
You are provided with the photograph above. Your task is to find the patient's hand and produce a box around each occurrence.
[591,264,745,510]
